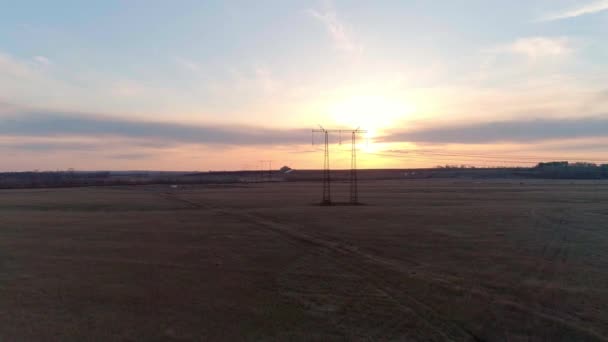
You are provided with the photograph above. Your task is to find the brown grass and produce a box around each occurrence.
[1,180,607,341]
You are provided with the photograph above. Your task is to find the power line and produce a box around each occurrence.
[368,152,544,165]
[384,150,608,163]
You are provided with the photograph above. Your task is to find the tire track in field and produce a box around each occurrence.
[162,190,607,341]
[161,190,476,341]
[276,249,461,341]
[525,208,608,332]
[531,207,571,279]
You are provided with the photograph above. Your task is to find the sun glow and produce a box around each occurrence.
[327,94,412,139]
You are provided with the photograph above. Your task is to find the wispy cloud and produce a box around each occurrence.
[0,141,101,152]
[383,117,608,144]
[253,65,278,94]
[540,0,608,21]
[9,110,602,147]
[174,57,203,73]
[33,56,52,66]
[510,37,571,58]
[109,153,154,160]
[307,5,361,53]
[0,52,38,79]
[0,51,202,116]
[491,37,572,59]
[0,111,311,146]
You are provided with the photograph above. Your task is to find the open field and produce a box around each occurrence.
[1,180,608,341]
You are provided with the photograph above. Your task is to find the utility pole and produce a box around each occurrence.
[322,129,331,204]
[312,127,367,205]
[258,160,273,182]
[268,160,272,181]
[350,131,358,204]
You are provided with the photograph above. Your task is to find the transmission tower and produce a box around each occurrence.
[258,160,273,182]
[350,131,358,204]
[312,127,367,205]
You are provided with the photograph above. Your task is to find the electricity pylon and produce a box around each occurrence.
[258,160,273,182]
[350,131,358,204]
[312,127,367,205]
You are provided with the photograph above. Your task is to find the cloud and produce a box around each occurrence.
[0,52,38,79]
[383,117,608,144]
[540,0,608,21]
[491,37,572,59]
[596,89,608,100]
[0,111,312,146]
[33,56,51,66]
[0,140,101,152]
[308,5,360,53]
[534,139,608,153]
[174,57,203,73]
[0,51,207,117]
[510,37,571,58]
[10,111,597,148]
[110,79,147,97]
[253,66,278,94]
[109,153,154,160]
[0,52,96,110]
[0,101,21,114]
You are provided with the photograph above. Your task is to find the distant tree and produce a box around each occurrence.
[536,161,568,168]
[571,162,597,168]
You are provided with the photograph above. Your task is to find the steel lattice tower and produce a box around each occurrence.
[350,131,358,204]
[313,127,367,205]
[322,130,331,205]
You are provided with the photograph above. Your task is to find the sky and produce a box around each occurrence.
[1,0,607,171]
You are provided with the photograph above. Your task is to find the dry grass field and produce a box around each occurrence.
[1,179,608,341]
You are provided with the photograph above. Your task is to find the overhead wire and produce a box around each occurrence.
[385,150,608,163]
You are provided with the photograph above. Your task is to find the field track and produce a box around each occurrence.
[1,179,608,340]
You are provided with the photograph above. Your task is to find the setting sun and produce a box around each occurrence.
[3,2,608,340]
[327,94,413,139]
